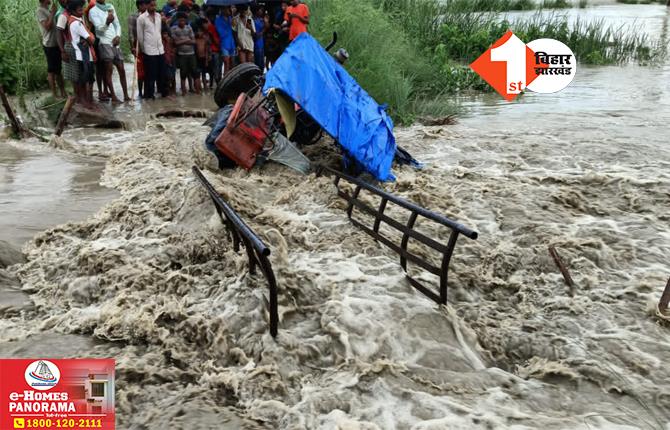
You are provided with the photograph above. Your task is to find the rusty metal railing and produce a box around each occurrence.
[317,165,478,305]
[192,166,279,337]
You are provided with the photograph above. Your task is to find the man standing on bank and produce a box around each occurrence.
[284,0,309,42]
[128,0,148,98]
[137,0,166,99]
[89,0,130,102]
[37,0,67,98]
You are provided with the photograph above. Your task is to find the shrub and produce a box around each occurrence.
[309,0,449,123]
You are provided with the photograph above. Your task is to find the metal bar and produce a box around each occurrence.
[658,277,670,315]
[193,166,270,257]
[193,166,279,337]
[400,212,418,271]
[373,198,387,233]
[259,253,279,337]
[340,191,447,253]
[242,236,257,275]
[440,231,460,304]
[346,185,362,218]
[320,165,478,307]
[319,164,478,240]
[349,217,442,276]
[548,246,575,297]
[338,191,447,253]
[407,276,441,303]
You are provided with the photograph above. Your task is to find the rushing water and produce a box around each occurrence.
[0,140,117,247]
[1,3,669,429]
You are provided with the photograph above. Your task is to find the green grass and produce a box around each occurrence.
[309,0,458,124]
[0,0,48,93]
[435,11,660,65]
[374,0,662,67]
[310,0,664,122]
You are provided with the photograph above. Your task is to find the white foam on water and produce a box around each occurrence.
[2,109,667,429]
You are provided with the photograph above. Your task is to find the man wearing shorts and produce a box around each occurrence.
[215,6,236,76]
[173,12,200,95]
[68,0,96,109]
[89,0,130,102]
[37,0,66,98]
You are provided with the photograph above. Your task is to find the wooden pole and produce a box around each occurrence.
[658,277,670,315]
[54,96,76,137]
[130,40,139,105]
[0,85,24,137]
[548,245,575,296]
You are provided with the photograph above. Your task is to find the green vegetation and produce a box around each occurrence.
[309,0,455,123]
[0,0,49,94]
[310,0,662,122]
[435,11,659,65]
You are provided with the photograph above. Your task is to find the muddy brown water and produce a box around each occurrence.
[1,3,670,429]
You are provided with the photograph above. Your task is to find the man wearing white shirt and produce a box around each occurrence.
[137,0,165,99]
[68,0,96,109]
[89,0,130,102]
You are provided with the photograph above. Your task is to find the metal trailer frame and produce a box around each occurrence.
[192,166,280,337]
[193,164,478,338]
[317,165,478,305]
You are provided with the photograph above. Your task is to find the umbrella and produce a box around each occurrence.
[203,0,252,6]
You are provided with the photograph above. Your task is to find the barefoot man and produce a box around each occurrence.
[88,0,130,102]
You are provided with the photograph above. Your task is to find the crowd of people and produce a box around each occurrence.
[36,0,310,108]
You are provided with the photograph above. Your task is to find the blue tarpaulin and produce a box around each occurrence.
[263,33,397,181]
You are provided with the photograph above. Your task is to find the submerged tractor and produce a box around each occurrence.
[196,32,478,337]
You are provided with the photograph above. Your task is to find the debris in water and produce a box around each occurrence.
[54,96,75,137]
[418,114,458,126]
[548,245,575,296]
[656,277,670,319]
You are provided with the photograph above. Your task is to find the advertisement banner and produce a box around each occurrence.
[0,359,115,430]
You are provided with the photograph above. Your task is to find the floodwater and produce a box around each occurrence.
[0,140,117,247]
[1,3,670,429]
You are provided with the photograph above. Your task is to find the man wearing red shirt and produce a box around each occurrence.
[284,0,308,41]
[206,11,221,87]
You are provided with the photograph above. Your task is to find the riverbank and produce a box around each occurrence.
[3,0,665,124]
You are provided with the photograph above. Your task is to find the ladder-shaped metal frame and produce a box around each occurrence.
[317,165,478,305]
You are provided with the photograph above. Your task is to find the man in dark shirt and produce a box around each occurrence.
[161,0,177,19]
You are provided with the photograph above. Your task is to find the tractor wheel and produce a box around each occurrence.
[214,63,263,107]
